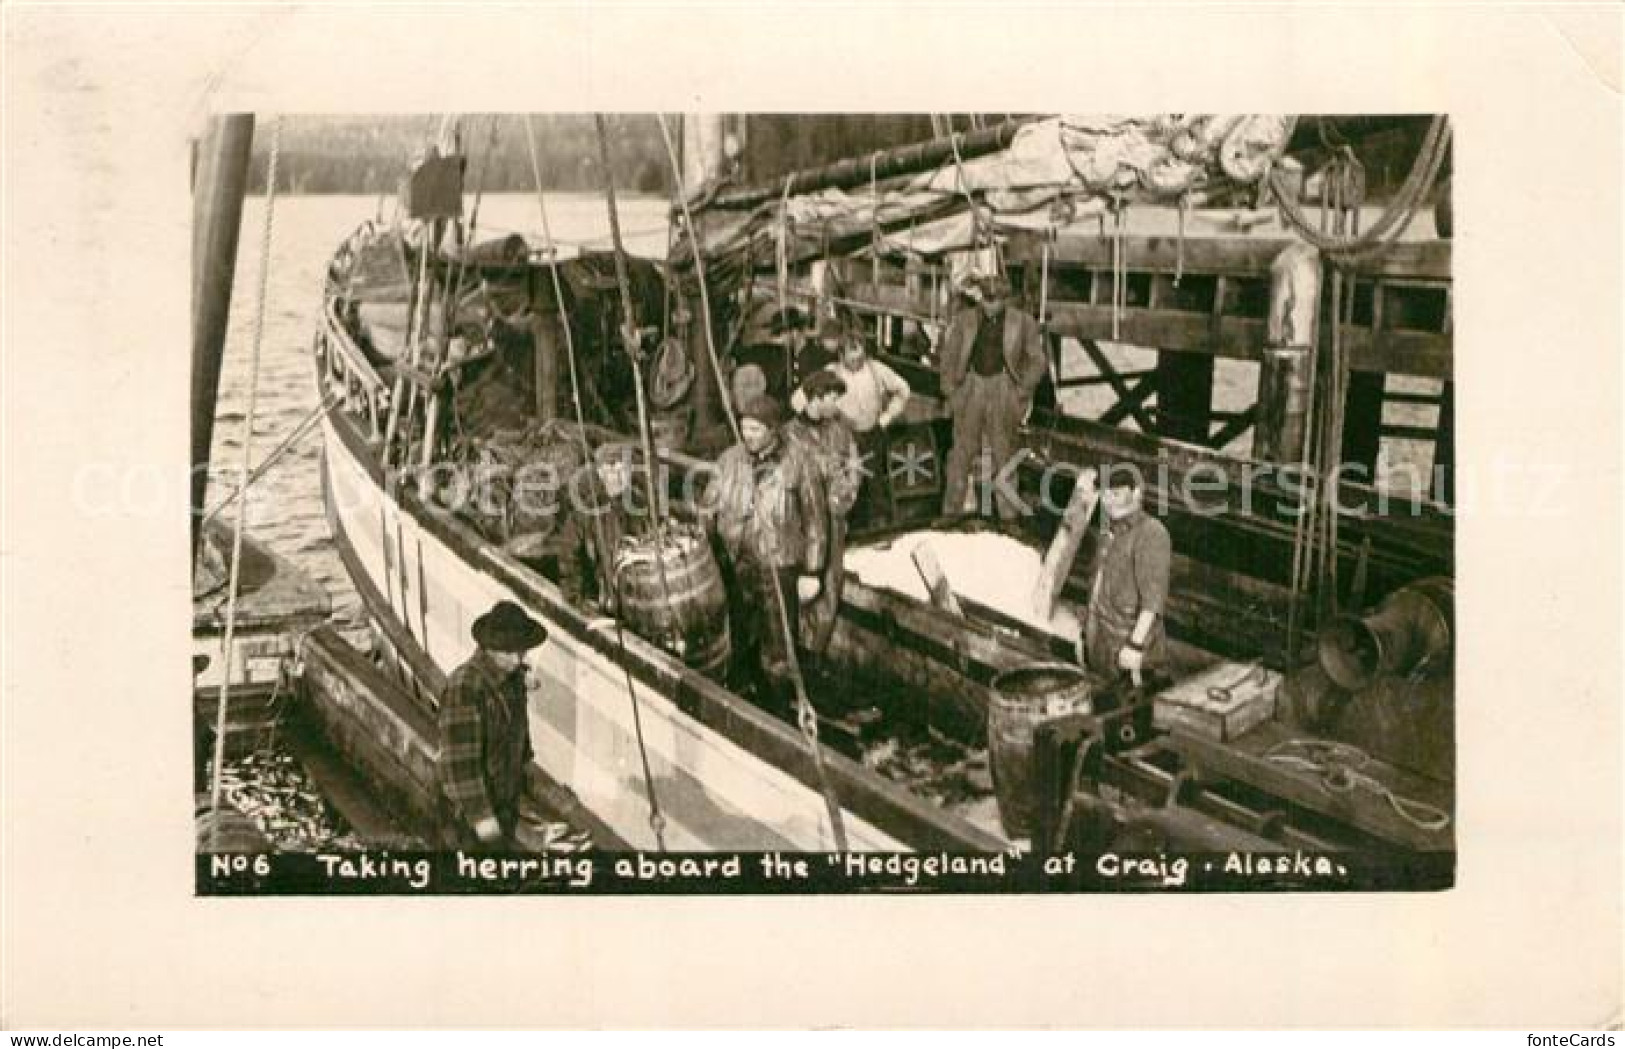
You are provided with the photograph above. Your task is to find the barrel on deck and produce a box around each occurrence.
[988,663,1094,838]
[614,522,732,679]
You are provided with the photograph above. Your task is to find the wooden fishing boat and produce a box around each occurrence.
[307,113,1456,860]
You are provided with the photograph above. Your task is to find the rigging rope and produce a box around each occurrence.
[202,389,341,526]
[207,116,282,848]
[524,115,669,851]
[1271,116,1450,261]
[655,114,741,443]
[1264,739,1451,833]
[656,114,850,852]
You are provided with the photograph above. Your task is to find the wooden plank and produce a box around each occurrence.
[1049,305,1451,378]
[910,542,962,614]
[1151,662,1279,742]
[1032,468,1098,620]
[1008,235,1452,282]
[1159,720,1453,852]
[1080,339,1157,431]
[1098,375,1158,428]
[1208,406,1257,449]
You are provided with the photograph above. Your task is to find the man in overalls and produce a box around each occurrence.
[938,274,1049,525]
[1081,470,1173,705]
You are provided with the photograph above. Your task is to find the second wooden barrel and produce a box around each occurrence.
[614,522,732,679]
[988,662,1094,839]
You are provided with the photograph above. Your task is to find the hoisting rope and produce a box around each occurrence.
[944,117,1001,271]
[775,175,795,330]
[869,151,883,289]
[523,115,669,851]
[1110,195,1126,342]
[449,114,502,309]
[656,114,850,852]
[207,117,282,848]
[1286,147,1366,652]
[655,115,741,443]
[1271,116,1450,262]
[201,389,342,526]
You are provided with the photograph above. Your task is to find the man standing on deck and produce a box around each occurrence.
[1080,470,1173,700]
[938,273,1049,525]
[792,322,911,528]
[705,395,829,713]
[438,600,548,850]
[784,370,863,653]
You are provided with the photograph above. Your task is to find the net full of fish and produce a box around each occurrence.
[210,750,365,852]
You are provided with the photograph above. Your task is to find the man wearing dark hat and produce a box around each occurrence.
[939,273,1049,524]
[705,394,828,711]
[438,600,548,849]
[784,370,862,653]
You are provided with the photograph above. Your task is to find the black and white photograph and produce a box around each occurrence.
[190,111,1458,890]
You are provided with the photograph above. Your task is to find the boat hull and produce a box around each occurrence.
[319,413,907,852]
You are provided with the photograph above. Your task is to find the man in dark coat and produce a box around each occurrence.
[705,394,828,711]
[784,370,863,653]
[438,600,548,849]
[938,273,1049,523]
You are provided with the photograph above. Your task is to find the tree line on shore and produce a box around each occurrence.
[246,114,670,195]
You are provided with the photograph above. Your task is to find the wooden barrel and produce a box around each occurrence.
[614,522,732,679]
[988,663,1094,838]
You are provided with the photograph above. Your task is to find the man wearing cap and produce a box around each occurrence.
[784,370,863,652]
[1081,470,1172,698]
[792,324,911,528]
[939,273,1049,524]
[705,394,829,711]
[438,599,548,849]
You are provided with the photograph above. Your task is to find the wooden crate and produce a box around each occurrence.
[1153,662,1280,742]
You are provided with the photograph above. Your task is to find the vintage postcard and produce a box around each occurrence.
[3,3,1619,1029]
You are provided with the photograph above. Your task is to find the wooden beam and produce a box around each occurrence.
[1006,235,1452,283]
[1047,304,1451,379]
[1208,406,1258,449]
[910,543,962,614]
[1033,469,1099,621]
[1080,339,1158,431]
[1098,374,1158,429]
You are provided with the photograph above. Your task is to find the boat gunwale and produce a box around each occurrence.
[317,304,1009,851]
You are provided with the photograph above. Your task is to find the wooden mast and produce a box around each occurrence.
[681,114,729,443]
[191,113,256,568]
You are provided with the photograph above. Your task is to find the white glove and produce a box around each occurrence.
[473,817,503,845]
[797,575,823,602]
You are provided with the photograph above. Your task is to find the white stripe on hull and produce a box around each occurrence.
[323,418,904,852]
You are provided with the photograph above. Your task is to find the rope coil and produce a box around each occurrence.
[1264,738,1451,834]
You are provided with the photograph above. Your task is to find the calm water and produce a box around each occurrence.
[204,192,672,636]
